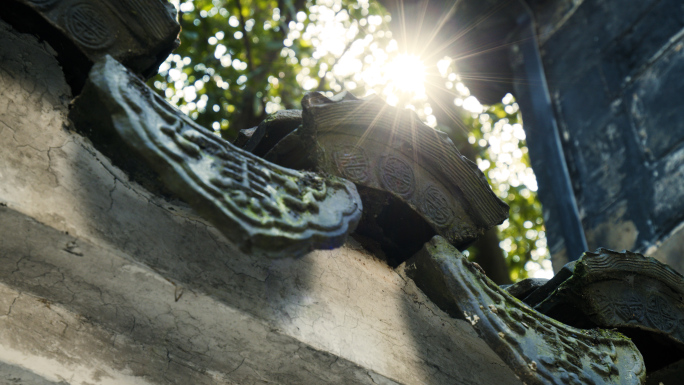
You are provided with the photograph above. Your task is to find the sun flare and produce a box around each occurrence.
[384,53,426,97]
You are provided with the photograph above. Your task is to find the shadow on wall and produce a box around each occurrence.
[0,6,524,384]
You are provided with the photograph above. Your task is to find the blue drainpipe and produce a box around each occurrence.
[511,0,588,263]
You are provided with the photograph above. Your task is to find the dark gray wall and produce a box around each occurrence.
[525,0,684,269]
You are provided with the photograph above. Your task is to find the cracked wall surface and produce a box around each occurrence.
[0,17,521,385]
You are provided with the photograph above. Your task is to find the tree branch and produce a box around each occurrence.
[234,0,254,72]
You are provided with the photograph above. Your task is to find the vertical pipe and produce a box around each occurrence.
[512,1,588,263]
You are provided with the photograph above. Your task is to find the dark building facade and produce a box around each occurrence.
[527,0,684,271]
[386,0,684,271]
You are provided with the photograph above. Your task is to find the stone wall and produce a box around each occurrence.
[0,14,521,385]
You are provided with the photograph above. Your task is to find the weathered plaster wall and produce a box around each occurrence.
[528,0,684,270]
[0,18,521,385]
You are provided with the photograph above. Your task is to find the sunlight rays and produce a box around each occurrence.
[311,0,552,279]
[384,53,427,98]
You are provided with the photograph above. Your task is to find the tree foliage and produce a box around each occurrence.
[152,0,392,139]
[447,100,548,281]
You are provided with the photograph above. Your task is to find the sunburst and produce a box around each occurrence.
[384,53,426,96]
